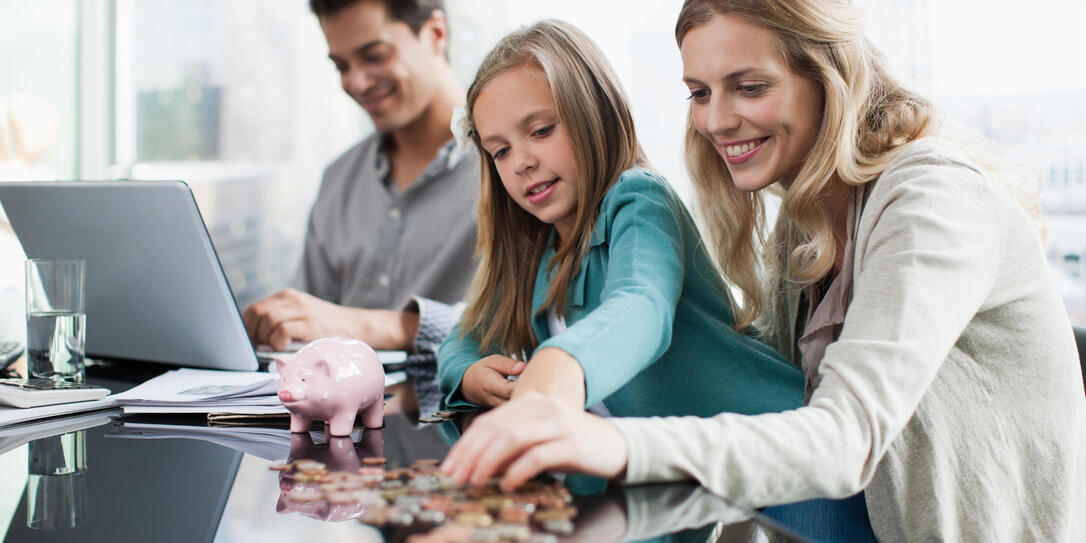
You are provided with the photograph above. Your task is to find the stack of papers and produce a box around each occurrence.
[112,368,287,416]
[112,367,409,417]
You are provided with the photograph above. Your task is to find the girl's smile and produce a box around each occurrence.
[525,177,561,204]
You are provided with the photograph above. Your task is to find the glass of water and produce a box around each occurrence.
[25,259,86,382]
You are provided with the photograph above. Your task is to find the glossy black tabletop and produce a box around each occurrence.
[0,362,807,543]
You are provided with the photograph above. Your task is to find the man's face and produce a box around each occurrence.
[321,1,444,133]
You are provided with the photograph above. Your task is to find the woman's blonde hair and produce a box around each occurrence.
[460,19,647,357]
[676,0,938,336]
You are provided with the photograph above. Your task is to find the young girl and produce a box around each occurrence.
[442,2,1085,541]
[436,20,803,423]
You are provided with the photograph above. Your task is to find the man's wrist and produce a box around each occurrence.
[396,310,420,353]
[349,308,417,351]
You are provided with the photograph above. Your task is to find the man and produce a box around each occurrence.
[243,0,477,415]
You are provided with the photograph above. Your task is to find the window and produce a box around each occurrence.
[862,0,1086,325]
[113,0,367,308]
[0,0,81,341]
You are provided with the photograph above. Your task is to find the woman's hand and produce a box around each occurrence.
[460,355,526,408]
[440,391,629,492]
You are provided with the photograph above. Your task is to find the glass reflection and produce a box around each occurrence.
[26,428,87,530]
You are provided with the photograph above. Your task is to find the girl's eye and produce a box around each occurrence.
[491,147,509,160]
[687,88,709,103]
[531,125,554,138]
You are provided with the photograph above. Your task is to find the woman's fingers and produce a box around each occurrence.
[498,438,576,492]
[465,414,569,486]
[442,392,549,481]
[500,413,627,491]
[442,393,630,492]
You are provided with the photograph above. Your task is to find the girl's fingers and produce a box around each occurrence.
[491,379,516,400]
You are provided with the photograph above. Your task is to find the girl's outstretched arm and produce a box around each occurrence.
[512,346,586,407]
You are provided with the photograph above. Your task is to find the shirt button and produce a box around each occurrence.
[377,274,390,287]
[388,208,401,220]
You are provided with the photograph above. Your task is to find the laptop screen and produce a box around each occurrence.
[0,180,258,371]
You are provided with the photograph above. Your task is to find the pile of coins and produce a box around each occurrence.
[269,456,577,542]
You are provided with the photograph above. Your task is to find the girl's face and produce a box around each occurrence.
[680,13,823,192]
[473,64,580,241]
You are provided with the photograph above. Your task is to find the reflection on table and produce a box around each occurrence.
[0,364,809,543]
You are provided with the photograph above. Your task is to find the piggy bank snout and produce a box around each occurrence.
[278,389,302,402]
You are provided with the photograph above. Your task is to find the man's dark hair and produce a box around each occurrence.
[309,0,445,35]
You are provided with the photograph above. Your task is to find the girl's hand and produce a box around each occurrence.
[461,355,526,408]
[440,391,628,492]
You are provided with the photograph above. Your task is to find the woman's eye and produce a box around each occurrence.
[687,88,709,103]
[737,83,768,95]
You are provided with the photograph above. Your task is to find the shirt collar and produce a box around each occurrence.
[373,134,466,189]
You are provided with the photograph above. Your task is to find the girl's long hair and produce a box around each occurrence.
[460,20,647,356]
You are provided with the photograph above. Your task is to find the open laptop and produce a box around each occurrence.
[0,180,263,371]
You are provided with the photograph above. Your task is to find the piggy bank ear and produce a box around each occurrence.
[314,359,331,376]
[274,355,291,374]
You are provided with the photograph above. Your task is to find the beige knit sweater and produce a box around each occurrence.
[613,139,1085,541]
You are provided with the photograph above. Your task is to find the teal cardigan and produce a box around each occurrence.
[437,170,803,417]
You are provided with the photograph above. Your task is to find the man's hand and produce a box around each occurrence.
[461,355,527,408]
[242,288,418,351]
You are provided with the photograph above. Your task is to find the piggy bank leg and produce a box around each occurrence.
[289,414,312,434]
[327,413,356,437]
[360,403,384,429]
[359,428,384,459]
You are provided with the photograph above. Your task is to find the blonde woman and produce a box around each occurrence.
[442,1,1086,541]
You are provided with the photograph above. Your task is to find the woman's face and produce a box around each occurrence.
[680,13,823,192]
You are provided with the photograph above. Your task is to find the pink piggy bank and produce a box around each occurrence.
[276,337,385,436]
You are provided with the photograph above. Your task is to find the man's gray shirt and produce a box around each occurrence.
[294,133,478,310]
[293,133,478,415]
